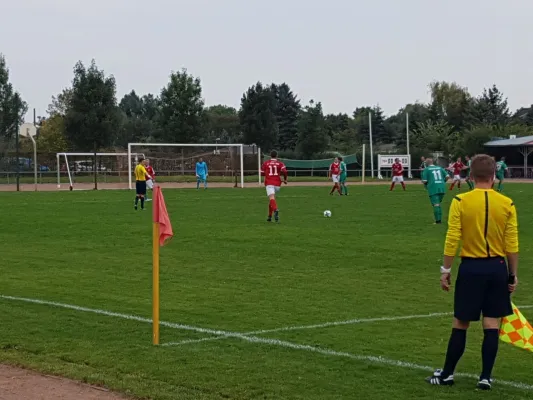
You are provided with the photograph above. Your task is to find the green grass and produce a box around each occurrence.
[1,184,533,399]
[0,172,381,185]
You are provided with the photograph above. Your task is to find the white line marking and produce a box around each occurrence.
[165,336,533,391]
[153,305,533,346]
[2,294,532,391]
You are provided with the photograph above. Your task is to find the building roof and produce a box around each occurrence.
[484,135,533,147]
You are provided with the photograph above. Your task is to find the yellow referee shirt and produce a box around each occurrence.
[134,164,148,181]
[444,189,518,258]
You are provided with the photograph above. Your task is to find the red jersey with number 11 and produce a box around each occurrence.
[392,162,403,176]
[261,159,287,186]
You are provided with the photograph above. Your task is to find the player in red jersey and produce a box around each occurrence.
[449,157,465,191]
[390,158,406,191]
[328,158,342,195]
[145,159,155,201]
[260,150,288,222]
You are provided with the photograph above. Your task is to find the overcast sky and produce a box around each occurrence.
[2,0,532,120]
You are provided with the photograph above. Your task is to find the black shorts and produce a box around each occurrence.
[454,257,513,321]
[136,180,147,195]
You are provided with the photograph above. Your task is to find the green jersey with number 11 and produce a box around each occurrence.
[421,165,447,196]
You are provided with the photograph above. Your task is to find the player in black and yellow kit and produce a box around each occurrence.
[134,158,152,210]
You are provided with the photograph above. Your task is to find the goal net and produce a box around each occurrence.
[127,143,258,189]
[56,152,144,190]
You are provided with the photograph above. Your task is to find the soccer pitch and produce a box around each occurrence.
[1,184,533,400]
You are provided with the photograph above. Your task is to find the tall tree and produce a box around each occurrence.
[429,81,473,130]
[0,54,28,157]
[298,100,327,158]
[204,105,240,143]
[156,69,205,143]
[37,114,69,153]
[47,88,73,116]
[271,83,300,151]
[324,113,351,139]
[352,106,388,144]
[239,82,278,151]
[469,85,510,126]
[116,90,158,146]
[64,60,120,187]
[386,103,431,148]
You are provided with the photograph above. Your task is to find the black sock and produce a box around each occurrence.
[141,197,145,209]
[442,328,467,377]
[481,329,499,380]
[135,196,139,205]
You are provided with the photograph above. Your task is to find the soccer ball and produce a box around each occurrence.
[323,210,332,217]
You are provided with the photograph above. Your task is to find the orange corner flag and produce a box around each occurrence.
[153,186,173,246]
[500,303,533,352]
[152,185,173,345]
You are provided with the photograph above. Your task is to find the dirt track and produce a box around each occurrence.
[1,179,532,192]
[0,365,127,400]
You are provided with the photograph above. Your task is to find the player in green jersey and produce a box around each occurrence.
[495,156,508,192]
[421,158,449,224]
[464,155,474,190]
[338,156,348,195]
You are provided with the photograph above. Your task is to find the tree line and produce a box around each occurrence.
[1,54,533,161]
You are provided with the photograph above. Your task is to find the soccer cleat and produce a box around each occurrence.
[477,379,492,390]
[134,205,138,210]
[267,216,272,222]
[426,369,454,386]
[274,209,279,222]
[434,221,442,224]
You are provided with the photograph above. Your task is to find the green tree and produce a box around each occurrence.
[324,113,351,139]
[64,60,120,187]
[512,106,533,126]
[387,103,431,148]
[47,88,73,116]
[204,105,240,143]
[116,90,158,146]
[156,69,205,143]
[469,85,510,126]
[298,100,327,157]
[271,83,300,151]
[37,114,69,153]
[239,82,278,151]
[0,54,28,157]
[428,81,473,130]
[411,120,458,156]
[352,106,388,144]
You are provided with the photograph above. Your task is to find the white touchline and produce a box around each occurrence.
[2,295,533,391]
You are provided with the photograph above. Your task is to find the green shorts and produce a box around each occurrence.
[496,174,504,181]
[339,173,347,183]
[429,193,445,206]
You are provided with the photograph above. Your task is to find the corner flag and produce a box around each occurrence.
[499,303,533,352]
[152,186,173,345]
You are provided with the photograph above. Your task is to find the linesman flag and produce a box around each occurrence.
[152,186,173,345]
[499,303,533,352]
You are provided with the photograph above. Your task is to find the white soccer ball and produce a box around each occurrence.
[323,210,332,217]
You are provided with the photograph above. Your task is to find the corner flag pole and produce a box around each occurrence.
[152,219,160,345]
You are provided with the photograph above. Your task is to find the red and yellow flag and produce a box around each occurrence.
[152,186,173,345]
[499,303,533,352]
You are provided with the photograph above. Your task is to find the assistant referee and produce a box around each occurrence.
[134,158,151,211]
[426,154,518,390]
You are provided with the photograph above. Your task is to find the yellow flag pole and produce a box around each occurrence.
[152,221,160,345]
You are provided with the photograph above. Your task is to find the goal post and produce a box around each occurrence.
[127,143,245,189]
[56,152,144,190]
[377,154,411,179]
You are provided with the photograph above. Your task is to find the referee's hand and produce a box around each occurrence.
[509,276,518,293]
[440,273,451,292]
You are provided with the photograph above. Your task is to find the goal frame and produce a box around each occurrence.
[127,143,245,189]
[56,152,144,190]
[377,154,412,179]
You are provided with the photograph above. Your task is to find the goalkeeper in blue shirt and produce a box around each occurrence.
[196,157,208,189]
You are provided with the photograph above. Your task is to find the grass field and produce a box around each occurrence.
[1,184,533,400]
